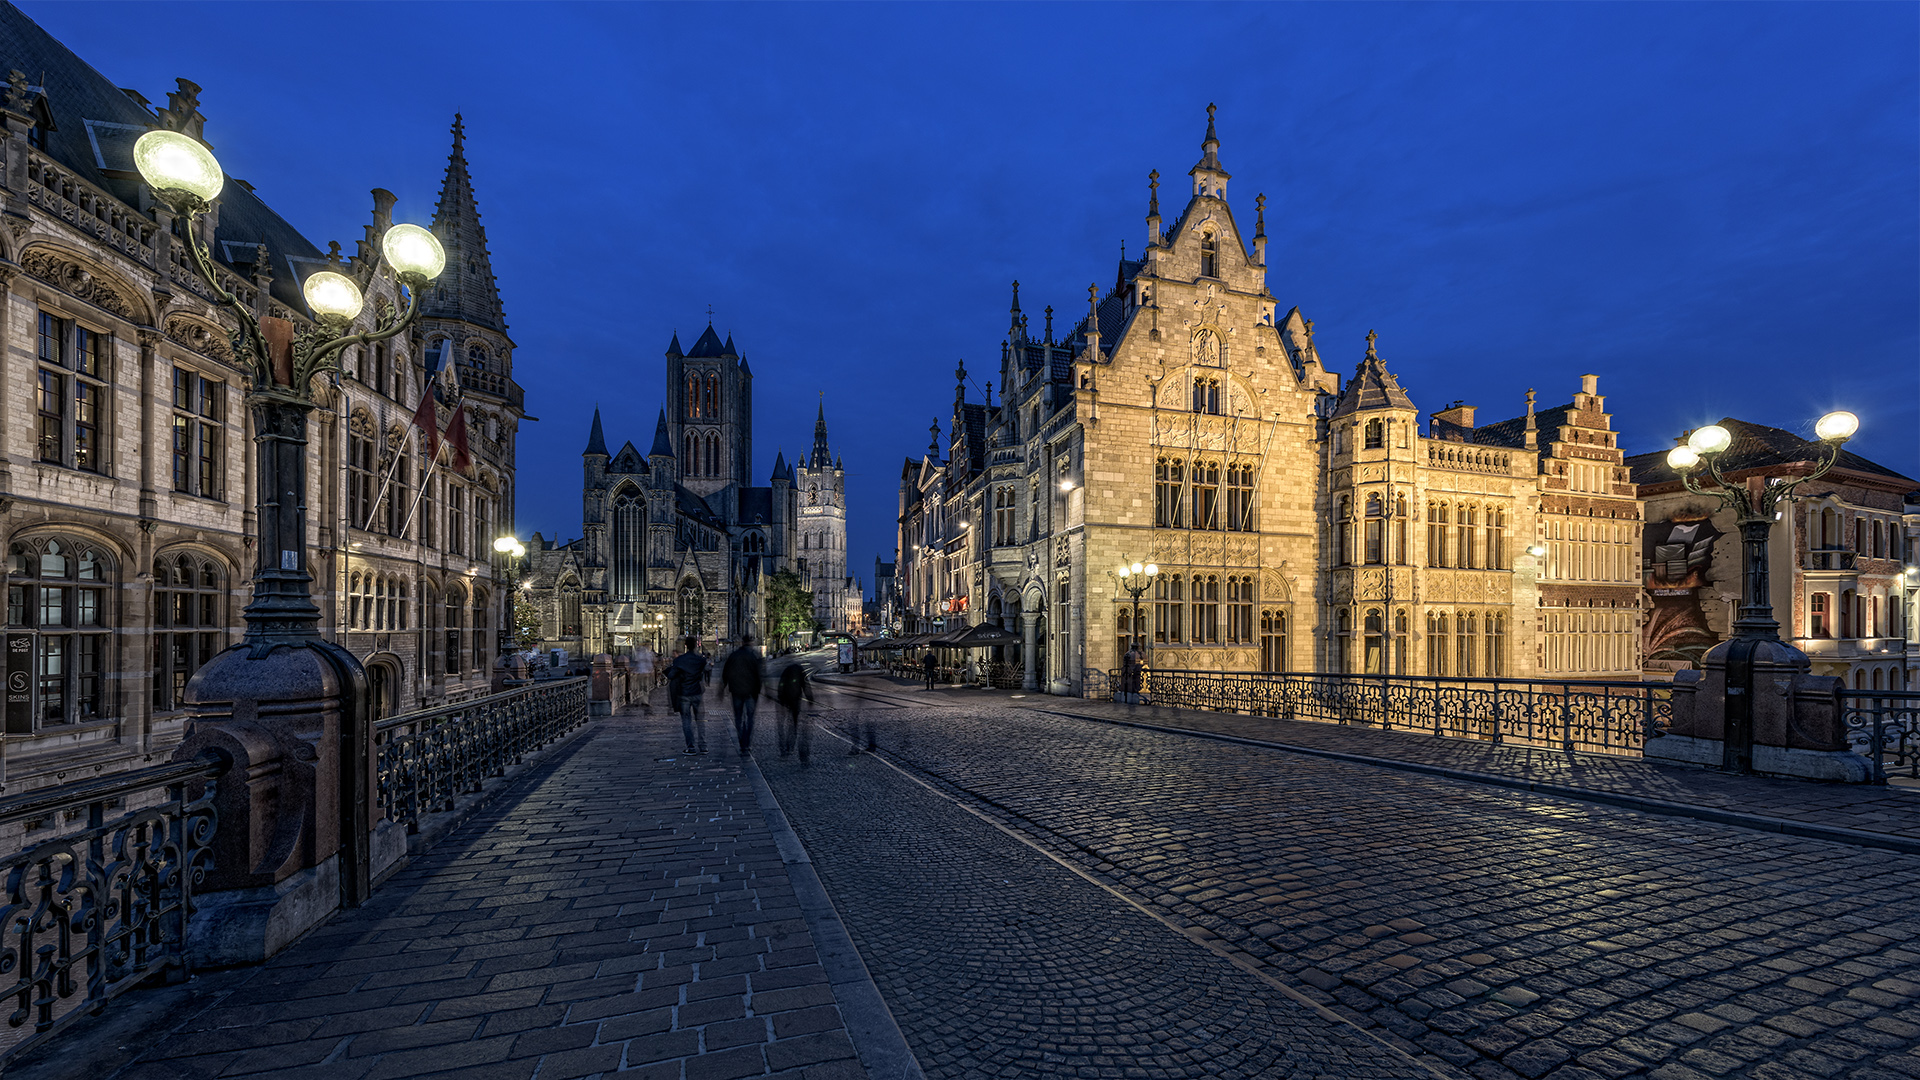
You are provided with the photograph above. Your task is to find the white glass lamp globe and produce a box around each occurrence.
[1527,544,1548,558]
[1815,410,1859,442]
[381,223,446,280]
[1666,445,1701,472]
[1116,564,1130,577]
[510,543,526,559]
[493,536,517,553]
[1687,425,1732,456]
[132,130,224,204]
[1144,564,1159,577]
[302,272,364,321]
[1130,562,1144,576]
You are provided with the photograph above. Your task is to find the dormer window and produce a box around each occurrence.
[27,122,46,150]
[1200,232,1218,277]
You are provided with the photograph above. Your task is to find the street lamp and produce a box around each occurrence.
[135,128,446,648]
[1113,561,1158,700]
[494,536,529,649]
[136,125,447,909]
[1664,411,1858,772]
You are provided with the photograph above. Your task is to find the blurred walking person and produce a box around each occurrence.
[667,637,710,754]
[776,661,814,762]
[922,650,937,691]
[721,635,764,755]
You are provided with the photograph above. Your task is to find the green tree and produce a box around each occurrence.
[766,569,814,642]
[513,593,542,646]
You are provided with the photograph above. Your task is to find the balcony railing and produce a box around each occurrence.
[0,753,226,1063]
[1116,669,1670,756]
[1805,550,1858,571]
[1839,690,1920,785]
[375,677,590,834]
[457,366,526,409]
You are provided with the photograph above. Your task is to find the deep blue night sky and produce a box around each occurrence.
[27,2,1918,590]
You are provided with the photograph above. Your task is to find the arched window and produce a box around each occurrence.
[395,580,408,631]
[1458,612,1478,677]
[1191,461,1220,530]
[1332,609,1350,673]
[707,432,721,478]
[1428,611,1449,677]
[611,491,645,601]
[1394,495,1409,564]
[472,588,490,673]
[7,536,113,727]
[684,432,697,474]
[1459,506,1478,570]
[445,586,465,677]
[1363,608,1383,674]
[1227,464,1254,532]
[349,411,378,529]
[348,572,363,630]
[153,550,224,712]
[468,342,488,371]
[1155,459,1184,528]
[1364,493,1384,565]
[678,578,705,641]
[685,374,700,418]
[373,576,387,631]
[1427,503,1446,567]
[1487,613,1505,677]
[1333,495,1351,566]
[704,373,720,418]
[1364,419,1384,450]
[1487,508,1506,570]
[558,579,582,637]
[1200,231,1218,277]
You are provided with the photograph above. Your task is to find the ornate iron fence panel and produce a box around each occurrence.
[376,678,590,834]
[1839,691,1920,786]
[0,753,224,1063]
[1124,670,1669,756]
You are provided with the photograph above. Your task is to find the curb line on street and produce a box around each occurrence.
[742,755,927,1080]
[813,726,1448,1080]
[1044,709,1920,858]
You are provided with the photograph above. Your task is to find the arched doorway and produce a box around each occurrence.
[366,657,402,720]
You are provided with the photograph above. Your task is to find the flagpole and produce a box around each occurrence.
[402,384,469,539]
[363,442,409,533]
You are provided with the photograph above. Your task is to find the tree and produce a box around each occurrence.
[766,569,814,643]
[512,593,542,646]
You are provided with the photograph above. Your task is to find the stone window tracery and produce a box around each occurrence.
[153,551,223,712]
[6,536,112,728]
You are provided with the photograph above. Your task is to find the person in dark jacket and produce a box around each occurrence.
[720,635,764,755]
[776,662,814,762]
[667,637,710,754]
[923,650,938,690]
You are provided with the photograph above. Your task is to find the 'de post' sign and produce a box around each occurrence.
[6,633,32,734]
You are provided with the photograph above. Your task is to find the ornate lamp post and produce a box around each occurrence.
[1663,411,1859,771]
[493,535,528,649]
[136,128,446,913]
[1113,561,1158,701]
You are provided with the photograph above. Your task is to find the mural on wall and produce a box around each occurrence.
[1642,509,1725,668]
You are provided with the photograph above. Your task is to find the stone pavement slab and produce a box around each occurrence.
[801,696,1920,1080]
[12,708,866,1080]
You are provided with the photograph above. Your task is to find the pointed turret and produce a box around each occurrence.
[687,324,728,358]
[1189,103,1231,198]
[1008,280,1024,341]
[724,333,736,357]
[770,449,790,483]
[666,331,683,358]
[810,400,833,469]
[428,114,507,331]
[584,406,608,457]
[1331,330,1416,418]
[649,408,675,458]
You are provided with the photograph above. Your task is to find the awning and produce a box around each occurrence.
[943,622,1021,648]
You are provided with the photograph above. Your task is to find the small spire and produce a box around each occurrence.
[1009,279,1022,338]
[1255,194,1266,238]
[984,380,993,409]
[1204,102,1218,148]
[955,360,967,407]
[1365,329,1379,360]
[584,406,608,457]
[929,418,941,457]
[1044,305,1054,343]
[1148,169,1160,219]
[649,408,674,457]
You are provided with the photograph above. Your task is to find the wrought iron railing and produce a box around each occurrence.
[1116,669,1670,756]
[0,753,225,1063]
[1839,690,1920,785]
[376,678,589,833]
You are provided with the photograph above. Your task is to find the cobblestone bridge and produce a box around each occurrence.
[16,672,1920,1080]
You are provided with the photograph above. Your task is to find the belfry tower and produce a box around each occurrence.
[794,401,851,632]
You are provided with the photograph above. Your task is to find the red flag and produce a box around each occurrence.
[409,391,441,460]
[445,403,472,473]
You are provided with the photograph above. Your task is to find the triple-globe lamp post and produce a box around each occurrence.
[1114,561,1158,698]
[1663,410,1859,773]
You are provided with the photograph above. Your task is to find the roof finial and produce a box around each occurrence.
[955,360,967,406]
[1043,305,1054,343]
[706,303,715,325]
[930,418,941,457]
[1009,279,1022,338]
[1255,193,1266,238]
[1365,329,1379,360]
[1148,169,1160,218]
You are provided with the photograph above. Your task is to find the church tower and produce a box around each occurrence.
[665,321,753,501]
[795,401,850,632]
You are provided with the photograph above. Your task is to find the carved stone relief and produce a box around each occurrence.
[22,247,138,321]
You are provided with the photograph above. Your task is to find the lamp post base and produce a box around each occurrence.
[1661,636,1862,781]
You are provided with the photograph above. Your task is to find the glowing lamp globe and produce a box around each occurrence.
[1144,564,1159,577]
[1666,445,1701,472]
[493,536,517,553]
[132,130,224,204]
[302,272,364,321]
[1527,544,1547,558]
[1116,564,1131,577]
[510,543,526,559]
[382,223,446,280]
[1815,410,1859,442]
[1687,425,1732,456]
[1130,562,1144,576]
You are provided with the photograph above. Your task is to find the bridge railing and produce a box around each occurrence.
[0,753,225,1063]
[1117,669,1670,756]
[375,678,590,833]
[1838,690,1920,786]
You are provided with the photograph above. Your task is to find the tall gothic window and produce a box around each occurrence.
[37,312,109,473]
[1428,611,1449,677]
[611,491,645,601]
[993,487,1016,546]
[1191,574,1220,644]
[1333,496,1351,566]
[153,552,224,712]
[1155,459,1184,528]
[1394,495,1409,564]
[6,537,112,728]
[1487,508,1506,570]
[1428,503,1449,567]
[1191,377,1219,415]
[472,588,489,673]
[1226,576,1254,644]
[704,373,719,418]
[1364,493,1385,564]
[349,412,378,530]
[1260,609,1287,673]
[386,447,412,538]
[1458,612,1478,678]
[445,585,465,677]
[707,432,721,478]
[678,579,705,640]
[1200,232,1218,277]
[685,374,700,418]
[171,367,225,498]
[1191,461,1220,530]
[1487,613,1506,677]
[559,580,582,637]
[1458,506,1477,570]
[1363,608,1383,674]
[1226,464,1254,532]
[685,432,697,474]
[1154,573,1184,644]
[1364,419,1384,449]
[448,482,467,556]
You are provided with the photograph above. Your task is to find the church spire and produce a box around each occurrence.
[584,406,608,457]
[1008,279,1023,340]
[811,398,833,469]
[428,114,507,331]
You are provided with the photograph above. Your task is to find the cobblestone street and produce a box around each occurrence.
[781,679,1920,1080]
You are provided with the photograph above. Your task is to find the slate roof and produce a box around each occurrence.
[1330,351,1415,418]
[1626,418,1915,487]
[686,325,730,358]
[673,485,726,528]
[0,6,327,313]
[584,407,608,456]
[770,449,789,482]
[666,331,683,357]
[738,487,773,526]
